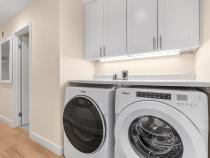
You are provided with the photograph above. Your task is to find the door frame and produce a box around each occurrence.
[12,23,32,132]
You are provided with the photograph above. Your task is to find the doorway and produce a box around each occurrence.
[13,23,32,132]
[20,34,30,127]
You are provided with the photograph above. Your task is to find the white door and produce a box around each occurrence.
[103,0,127,57]
[115,101,207,158]
[85,0,103,60]
[21,36,30,126]
[127,0,158,55]
[158,0,200,51]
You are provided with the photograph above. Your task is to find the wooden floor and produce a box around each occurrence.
[0,123,64,158]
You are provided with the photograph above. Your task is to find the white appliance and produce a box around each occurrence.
[63,86,115,158]
[115,88,208,158]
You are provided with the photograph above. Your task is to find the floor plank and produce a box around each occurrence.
[0,123,64,158]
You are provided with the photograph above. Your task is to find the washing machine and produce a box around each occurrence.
[63,86,115,158]
[115,87,208,158]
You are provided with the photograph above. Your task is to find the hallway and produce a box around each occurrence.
[0,123,63,158]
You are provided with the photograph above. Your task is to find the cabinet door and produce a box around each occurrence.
[0,36,13,83]
[127,0,158,55]
[103,0,127,57]
[158,0,200,51]
[84,0,103,59]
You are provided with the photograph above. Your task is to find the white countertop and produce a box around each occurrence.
[70,79,210,88]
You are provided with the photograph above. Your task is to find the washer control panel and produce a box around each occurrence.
[176,94,201,108]
[136,92,171,100]
[177,102,198,107]
[177,94,188,101]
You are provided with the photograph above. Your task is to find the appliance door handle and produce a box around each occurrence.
[153,37,156,50]
[100,46,103,57]
[103,46,106,57]
[63,115,103,135]
[159,35,163,50]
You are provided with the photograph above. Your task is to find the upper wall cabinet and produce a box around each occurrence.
[84,0,127,60]
[127,0,158,55]
[0,36,13,83]
[84,0,201,60]
[127,0,200,55]
[84,0,103,59]
[103,0,127,58]
[158,0,200,51]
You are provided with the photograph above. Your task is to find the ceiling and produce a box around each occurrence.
[0,0,32,25]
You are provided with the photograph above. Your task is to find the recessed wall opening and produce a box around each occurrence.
[20,33,30,130]
[13,23,32,134]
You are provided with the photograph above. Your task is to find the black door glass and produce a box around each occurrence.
[63,96,105,153]
[129,116,183,158]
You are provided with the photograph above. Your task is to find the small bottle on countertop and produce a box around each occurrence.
[122,70,128,80]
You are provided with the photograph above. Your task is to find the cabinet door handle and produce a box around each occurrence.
[159,35,163,50]
[100,46,102,57]
[103,46,106,57]
[153,37,156,50]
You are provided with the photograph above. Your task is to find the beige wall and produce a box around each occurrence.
[0,85,13,121]
[96,54,195,75]
[0,27,14,123]
[0,25,13,120]
[195,0,210,80]
[0,0,62,146]
[195,39,210,80]
[202,0,210,42]
[59,0,95,86]
[59,0,95,144]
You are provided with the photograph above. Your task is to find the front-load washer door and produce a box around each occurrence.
[63,96,106,154]
[115,101,207,158]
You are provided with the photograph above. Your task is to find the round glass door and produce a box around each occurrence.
[63,96,105,153]
[115,101,207,158]
[129,116,183,158]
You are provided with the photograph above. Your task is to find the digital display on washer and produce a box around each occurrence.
[136,92,171,100]
[177,94,188,101]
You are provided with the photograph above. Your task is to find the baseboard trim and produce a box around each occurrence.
[0,115,15,128]
[30,132,63,156]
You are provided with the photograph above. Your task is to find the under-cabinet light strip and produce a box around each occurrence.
[99,50,181,62]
